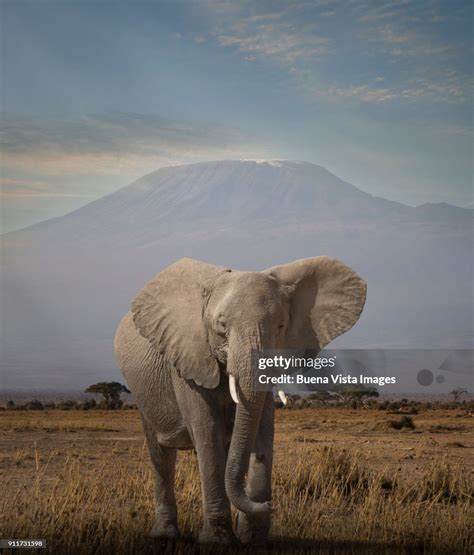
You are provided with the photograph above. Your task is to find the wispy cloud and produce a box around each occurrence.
[216,23,329,67]
[0,112,272,182]
[317,70,470,103]
[355,1,466,63]
[203,0,472,104]
[324,84,399,102]
[0,178,85,198]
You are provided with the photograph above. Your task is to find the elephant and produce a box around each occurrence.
[114,256,366,544]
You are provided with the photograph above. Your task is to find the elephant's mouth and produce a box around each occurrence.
[227,373,287,406]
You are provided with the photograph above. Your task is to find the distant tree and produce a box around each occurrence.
[85,381,131,409]
[308,391,333,405]
[332,387,380,408]
[450,388,468,403]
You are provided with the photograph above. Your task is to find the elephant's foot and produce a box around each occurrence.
[150,519,180,540]
[198,517,236,545]
[235,510,271,544]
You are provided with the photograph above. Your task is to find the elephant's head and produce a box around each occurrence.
[131,257,366,515]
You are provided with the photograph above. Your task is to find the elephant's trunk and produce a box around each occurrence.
[224,329,272,515]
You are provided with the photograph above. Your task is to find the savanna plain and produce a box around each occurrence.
[1,407,472,554]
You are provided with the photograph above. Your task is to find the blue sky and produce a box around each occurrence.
[1,0,472,232]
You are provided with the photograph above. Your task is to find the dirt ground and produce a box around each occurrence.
[0,408,472,554]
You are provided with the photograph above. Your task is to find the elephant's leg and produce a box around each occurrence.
[186,406,235,544]
[235,392,274,544]
[142,417,179,539]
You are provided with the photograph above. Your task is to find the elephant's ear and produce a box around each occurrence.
[132,258,228,388]
[264,257,367,350]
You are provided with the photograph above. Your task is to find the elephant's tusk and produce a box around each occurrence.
[229,374,240,404]
[278,390,288,406]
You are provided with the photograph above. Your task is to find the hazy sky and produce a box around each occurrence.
[1,0,472,232]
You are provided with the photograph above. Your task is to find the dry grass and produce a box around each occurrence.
[0,412,119,432]
[0,409,472,554]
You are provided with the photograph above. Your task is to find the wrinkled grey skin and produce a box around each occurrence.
[114,257,366,544]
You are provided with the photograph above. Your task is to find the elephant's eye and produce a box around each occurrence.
[278,323,285,330]
[216,317,227,336]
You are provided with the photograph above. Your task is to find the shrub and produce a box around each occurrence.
[24,400,44,410]
[56,400,77,410]
[389,415,415,430]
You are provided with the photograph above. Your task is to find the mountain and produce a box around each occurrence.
[1,160,472,391]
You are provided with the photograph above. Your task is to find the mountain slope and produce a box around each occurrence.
[1,160,472,390]
[6,160,461,247]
